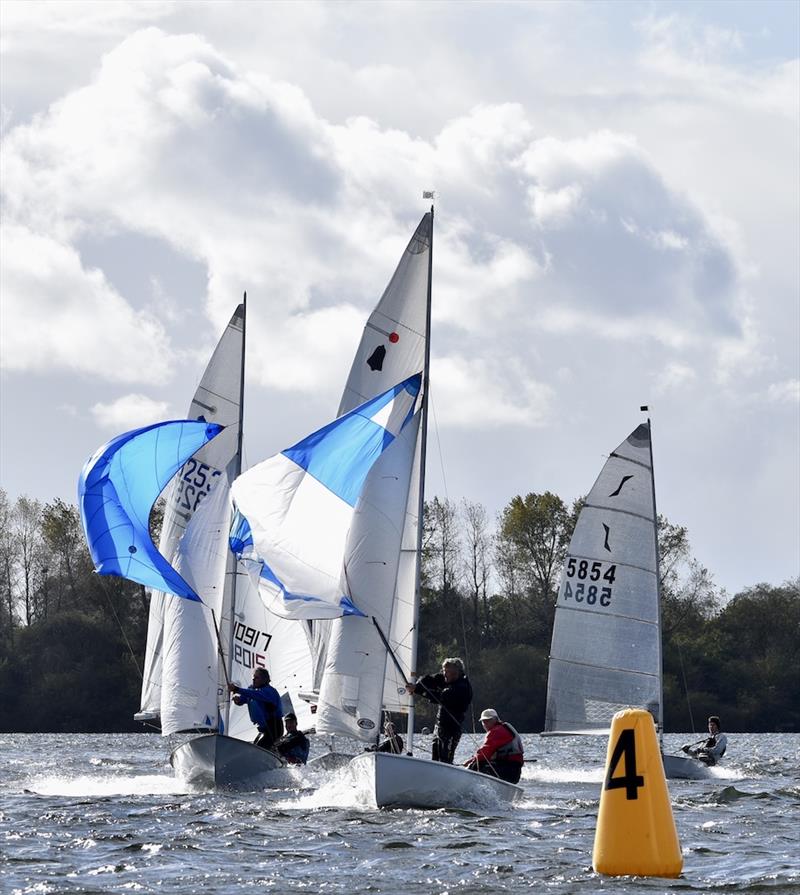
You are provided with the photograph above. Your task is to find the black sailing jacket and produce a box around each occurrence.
[413,673,473,735]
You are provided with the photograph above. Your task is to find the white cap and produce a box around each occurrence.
[479,708,499,721]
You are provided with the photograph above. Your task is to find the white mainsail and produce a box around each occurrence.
[544,423,662,735]
[137,305,245,734]
[225,571,316,739]
[314,211,432,742]
[137,301,316,739]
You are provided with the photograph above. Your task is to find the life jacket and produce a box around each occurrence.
[494,722,524,763]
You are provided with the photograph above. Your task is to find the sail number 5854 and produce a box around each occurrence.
[563,559,616,606]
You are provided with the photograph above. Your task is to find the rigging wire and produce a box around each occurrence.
[96,576,144,679]
[676,637,696,734]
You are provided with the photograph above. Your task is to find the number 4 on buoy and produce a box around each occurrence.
[604,727,644,800]
[593,708,683,878]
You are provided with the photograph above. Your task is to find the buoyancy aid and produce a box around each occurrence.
[704,734,726,758]
[494,722,524,763]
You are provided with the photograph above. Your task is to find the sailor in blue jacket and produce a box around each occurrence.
[228,668,283,750]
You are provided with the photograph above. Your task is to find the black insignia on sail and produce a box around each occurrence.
[603,523,611,552]
[367,345,386,371]
[609,474,633,497]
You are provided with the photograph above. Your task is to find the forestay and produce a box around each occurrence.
[313,212,431,738]
[544,424,661,734]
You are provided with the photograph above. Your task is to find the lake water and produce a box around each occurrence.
[1,732,798,894]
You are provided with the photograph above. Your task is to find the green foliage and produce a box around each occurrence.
[0,488,148,733]
[0,485,796,733]
[1,612,142,732]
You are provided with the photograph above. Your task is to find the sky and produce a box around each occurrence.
[1,0,798,599]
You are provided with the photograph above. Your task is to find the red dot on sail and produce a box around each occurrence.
[389,332,399,343]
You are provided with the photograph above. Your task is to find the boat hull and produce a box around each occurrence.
[662,752,715,780]
[169,734,286,789]
[350,751,524,809]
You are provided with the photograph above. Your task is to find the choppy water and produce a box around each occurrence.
[1,732,798,894]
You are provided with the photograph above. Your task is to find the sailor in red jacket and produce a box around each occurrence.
[464,708,524,783]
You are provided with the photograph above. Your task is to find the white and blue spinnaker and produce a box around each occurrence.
[231,373,422,621]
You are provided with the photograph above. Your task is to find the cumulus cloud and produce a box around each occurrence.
[90,393,171,430]
[0,224,173,383]
[767,379,800,405]
[0,23,764,413]
[432,355,554,428]
[518,130,741,335]
[654,362,697,395]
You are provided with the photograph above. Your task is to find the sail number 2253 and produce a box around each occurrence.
[562,558,616,607]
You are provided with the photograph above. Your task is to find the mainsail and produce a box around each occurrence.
[314,211,432,741]
[544,423,662,735]
[136,305,245,733]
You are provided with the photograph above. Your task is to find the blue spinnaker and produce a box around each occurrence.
[229,374,421,619]
[78,419,224,601]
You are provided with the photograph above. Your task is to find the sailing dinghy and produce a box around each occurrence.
[310,207,523,809]
[82,303,315,788]
[543,420,714,780]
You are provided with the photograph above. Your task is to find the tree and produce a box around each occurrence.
[461,499,492,637]
[494,492,573,645]
[41,499,85,616]
[0,488,16,646]
[658,516,719,638]
[423,497,461,598]
[12,496,45,626]
[710,580,800,731]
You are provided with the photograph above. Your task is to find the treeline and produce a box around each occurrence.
[414,495,799,734]
[0,487,797,733]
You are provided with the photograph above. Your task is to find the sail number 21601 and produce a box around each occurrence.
[562,558,616,606]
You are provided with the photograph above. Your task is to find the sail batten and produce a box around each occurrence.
[552,605,659,625]
[549,657,661,678]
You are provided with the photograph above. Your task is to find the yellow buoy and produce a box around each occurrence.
[592,708,683,878]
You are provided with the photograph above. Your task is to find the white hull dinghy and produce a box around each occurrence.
[169,734,286,789]
[305,207,525,808]
[661,752,715,780]
[80,302,317,790]
[350,752,523,809]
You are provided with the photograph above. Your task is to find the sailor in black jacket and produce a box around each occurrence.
[406,657,472,763]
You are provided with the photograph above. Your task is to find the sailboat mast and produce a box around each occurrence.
[407,205,434,754]
[644,409,665,745]
[221,292,248,733]
[236,293,247,479]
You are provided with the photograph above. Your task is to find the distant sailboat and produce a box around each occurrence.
[543,419,713,780]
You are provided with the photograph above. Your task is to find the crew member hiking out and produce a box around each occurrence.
[406,657,472,764]
[683,715,727,766]
[464,708,524,783]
